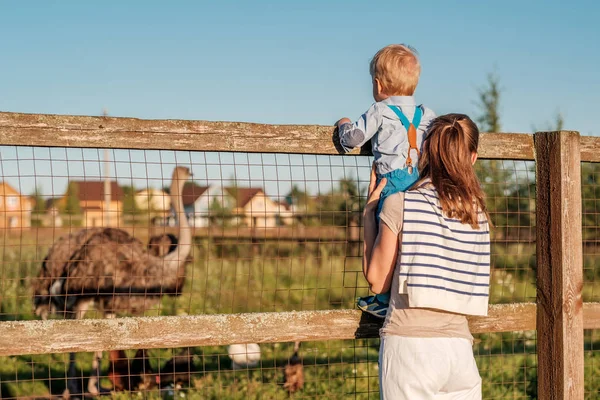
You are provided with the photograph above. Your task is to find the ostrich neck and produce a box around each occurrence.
[164,177,191,267]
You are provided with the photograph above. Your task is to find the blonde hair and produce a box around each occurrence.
[370,44,421,96]
[415,114,490,229]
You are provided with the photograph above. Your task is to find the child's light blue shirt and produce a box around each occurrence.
[338,96,436,175]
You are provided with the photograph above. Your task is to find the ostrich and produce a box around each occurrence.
[32,166,193,398]
[108,349,154,392]
[227,343,261,370]
[156,347,196,389]
[283,341,303,395]
[105,233,190,393]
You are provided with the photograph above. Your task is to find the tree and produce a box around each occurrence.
[62,182,82,215]
[474,72,532,238]
[209,197,232,227]
[30,186,46,227]
[285,185,317,226]
[476,71,502,133]
[316,178,364,227]
[61,182,82,226]
[121,185,141,216]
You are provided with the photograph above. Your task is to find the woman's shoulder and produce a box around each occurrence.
[380,192,406,235]
[383,191,405,206]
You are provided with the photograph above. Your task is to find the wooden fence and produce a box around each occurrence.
[0,111,598,398]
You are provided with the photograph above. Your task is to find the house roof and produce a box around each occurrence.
[276,200,291,211]
[181,182,209,206]
[225,187,263,208]
[0,182,21,197]
[71,181,124,202]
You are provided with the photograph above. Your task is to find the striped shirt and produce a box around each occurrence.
[399,186,491,316]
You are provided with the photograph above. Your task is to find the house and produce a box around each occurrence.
[134,188,171,216]
[0,182,32,229]
[44,198,63,227]
[225,187,290,228]
[59,181,124,227]
[181,183,231,227]
[275,200,295,225]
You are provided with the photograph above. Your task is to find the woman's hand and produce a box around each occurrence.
[365,163,386,213]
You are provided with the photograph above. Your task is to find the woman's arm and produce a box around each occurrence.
[362,166,400,294]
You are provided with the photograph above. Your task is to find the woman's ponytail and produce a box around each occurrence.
[415,114,490,229]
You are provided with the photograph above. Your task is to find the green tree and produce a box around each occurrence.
[62,182,82,215]
[473,71,529,236]
[30,186,46,227]
[286,184,317,225]
[61,182,82,226]
[317,178,364,227]
[209,198,232,227]
[121,185,141,217]
[476,71,502,133]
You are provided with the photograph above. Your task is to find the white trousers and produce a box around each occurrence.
[379,336,482,400]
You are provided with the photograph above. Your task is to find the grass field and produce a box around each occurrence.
[0,229,599,398]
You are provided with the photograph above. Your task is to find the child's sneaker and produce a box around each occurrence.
[357,295,388,318]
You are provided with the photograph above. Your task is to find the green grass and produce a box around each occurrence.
[1,232,600,398]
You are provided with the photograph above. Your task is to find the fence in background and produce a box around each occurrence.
[0,111,597,398]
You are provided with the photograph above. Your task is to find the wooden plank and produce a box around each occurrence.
[580,136,600,163]
[0,111,533,159]
[0,303,534,356]
[478,132,534,160]
[583,302,600,329]
[535,130,584,400]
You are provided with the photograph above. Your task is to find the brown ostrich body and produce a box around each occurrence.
[34,228,188,317]
[32,167,193,397]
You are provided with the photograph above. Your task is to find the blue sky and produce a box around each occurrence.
[0,1,598,197]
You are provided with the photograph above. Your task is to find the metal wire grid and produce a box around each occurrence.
[476,160,537,305]
[0,340,381,399]
[0,146,536,398]
[582,161,600,398]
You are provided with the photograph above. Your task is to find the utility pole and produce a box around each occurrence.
[103,109,111,227]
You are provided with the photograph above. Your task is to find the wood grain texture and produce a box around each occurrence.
[0,304,534,356]
[584,302,600,329]
[0,111,533,159]
[535,131,584,400]
[580,136,600,163]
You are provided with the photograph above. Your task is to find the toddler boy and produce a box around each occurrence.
[336,44,435,318]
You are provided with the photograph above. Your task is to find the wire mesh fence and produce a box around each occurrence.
[582,161,600,399]
[0,143,538,398]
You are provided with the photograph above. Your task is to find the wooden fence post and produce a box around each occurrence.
[535,131,584,399]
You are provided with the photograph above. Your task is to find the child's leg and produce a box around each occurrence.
[358,176,392,318]
[360,167,418,318]
[372,177,394,305]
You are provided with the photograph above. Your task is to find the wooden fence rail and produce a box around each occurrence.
[0,304,536,357]
[0,111,598,399]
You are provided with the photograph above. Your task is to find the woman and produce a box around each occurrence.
[363,114,491,399]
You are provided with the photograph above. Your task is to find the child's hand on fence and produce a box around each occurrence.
[332,119,350,155]
[365,163,386,213]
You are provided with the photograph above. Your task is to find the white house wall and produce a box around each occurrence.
[189,185,232,227]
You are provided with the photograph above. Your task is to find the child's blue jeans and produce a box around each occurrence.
[376,167,419,220]
[373,167,419,304]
